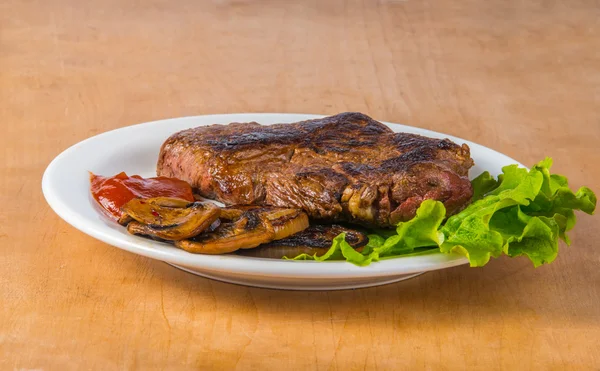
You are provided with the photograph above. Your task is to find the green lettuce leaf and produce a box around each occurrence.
[376,199,446,257]
[287,158,596,268]
[441,158,595,266]
[289,200,445,264]
[289,233,375,266]
[439,162,545,266]
[471,171,499,201]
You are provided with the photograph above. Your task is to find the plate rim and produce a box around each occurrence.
[42,112,524,279]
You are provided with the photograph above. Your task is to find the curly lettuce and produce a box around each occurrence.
[289,158,596,267]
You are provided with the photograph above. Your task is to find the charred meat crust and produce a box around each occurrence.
[157,112,474,227]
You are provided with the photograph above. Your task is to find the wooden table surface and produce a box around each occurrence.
[2,0,599,369]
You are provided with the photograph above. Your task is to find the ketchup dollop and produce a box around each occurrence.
[90,172,195,219]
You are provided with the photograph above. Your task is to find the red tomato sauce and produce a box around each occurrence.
[90,172,195,219]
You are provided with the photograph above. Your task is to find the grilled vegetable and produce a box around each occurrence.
[238,224,367,259]
[122,197,220,241]
[175,207,309,254]
[175,212,275,254]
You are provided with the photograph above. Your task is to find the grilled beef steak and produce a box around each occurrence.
[157,112,474,227]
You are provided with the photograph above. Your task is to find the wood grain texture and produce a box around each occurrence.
[1,0,599,369]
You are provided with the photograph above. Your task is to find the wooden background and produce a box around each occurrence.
[2,0,599,369]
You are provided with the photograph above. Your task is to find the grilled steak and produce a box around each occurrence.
[157,112,474,227]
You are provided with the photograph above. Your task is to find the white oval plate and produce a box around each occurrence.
[42,113,522,290]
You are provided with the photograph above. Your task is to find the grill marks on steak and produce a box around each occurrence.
[157,112,474,227]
